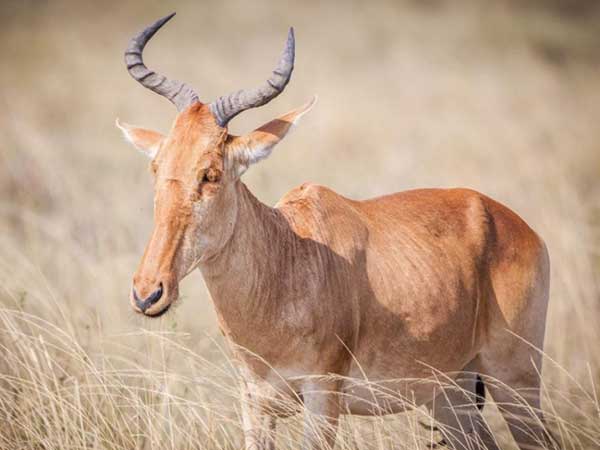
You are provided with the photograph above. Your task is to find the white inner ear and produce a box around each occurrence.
[116,119,161,159]
[247,140,276,165]
[231,144,254,178]
[232,137,280,178]
[139,142,160,160]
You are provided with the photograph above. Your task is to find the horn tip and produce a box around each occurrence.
[161,11,177,23]
[154,12,177,28]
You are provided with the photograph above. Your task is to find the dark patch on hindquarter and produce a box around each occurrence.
[476,374,486,410]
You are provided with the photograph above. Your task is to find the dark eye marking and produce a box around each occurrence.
[196,169,222,196]
[200,168,221,184]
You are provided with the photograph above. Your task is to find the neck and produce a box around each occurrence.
[198,182,292,337]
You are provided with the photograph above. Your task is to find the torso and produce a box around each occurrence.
[202,183,525,415]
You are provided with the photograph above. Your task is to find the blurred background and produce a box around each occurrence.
[0,0,599,448]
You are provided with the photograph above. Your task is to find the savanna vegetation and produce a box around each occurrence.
[0,0,599,448]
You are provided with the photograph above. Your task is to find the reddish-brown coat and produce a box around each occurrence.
[119,101,554,450]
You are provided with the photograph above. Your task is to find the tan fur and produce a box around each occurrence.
[119,101,557,450]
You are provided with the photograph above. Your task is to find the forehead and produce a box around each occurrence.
[155,103,225,179]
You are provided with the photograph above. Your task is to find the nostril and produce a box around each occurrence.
[133,283,164,313]
[148,282,163,306]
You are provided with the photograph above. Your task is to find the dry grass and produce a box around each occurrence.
[0,0,599,448]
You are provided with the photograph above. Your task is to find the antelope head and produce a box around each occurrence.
[118,13,315,317]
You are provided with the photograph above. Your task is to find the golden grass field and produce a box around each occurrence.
[0,0,599,448]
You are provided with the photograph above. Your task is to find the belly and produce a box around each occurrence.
[349,308,481,383]
[338,267,484,414]
[338,330,480,416]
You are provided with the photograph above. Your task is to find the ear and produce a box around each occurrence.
[116,119,165,159]
[226,96,317,176]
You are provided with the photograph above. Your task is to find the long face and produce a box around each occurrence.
[118,100,315,317]
[125,104,233,317]
[119,13,313,317]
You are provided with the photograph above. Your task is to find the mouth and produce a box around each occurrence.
[144,302,171,318]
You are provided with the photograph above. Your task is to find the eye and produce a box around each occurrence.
[201,169,221,184]
[197,169,221,196]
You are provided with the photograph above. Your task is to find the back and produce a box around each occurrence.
[277,185,536,380]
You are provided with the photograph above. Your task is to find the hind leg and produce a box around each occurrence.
[484,239,560,449]
[423,360,499,450]
[479,338,559,450]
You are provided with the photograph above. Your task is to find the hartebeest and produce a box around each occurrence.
[118,13,558,450]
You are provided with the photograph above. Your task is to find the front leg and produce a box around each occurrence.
[301,380,341,450]
[241,381,276,450]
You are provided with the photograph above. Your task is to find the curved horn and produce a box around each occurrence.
[210,28,295,127]
[125,13,200,111]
